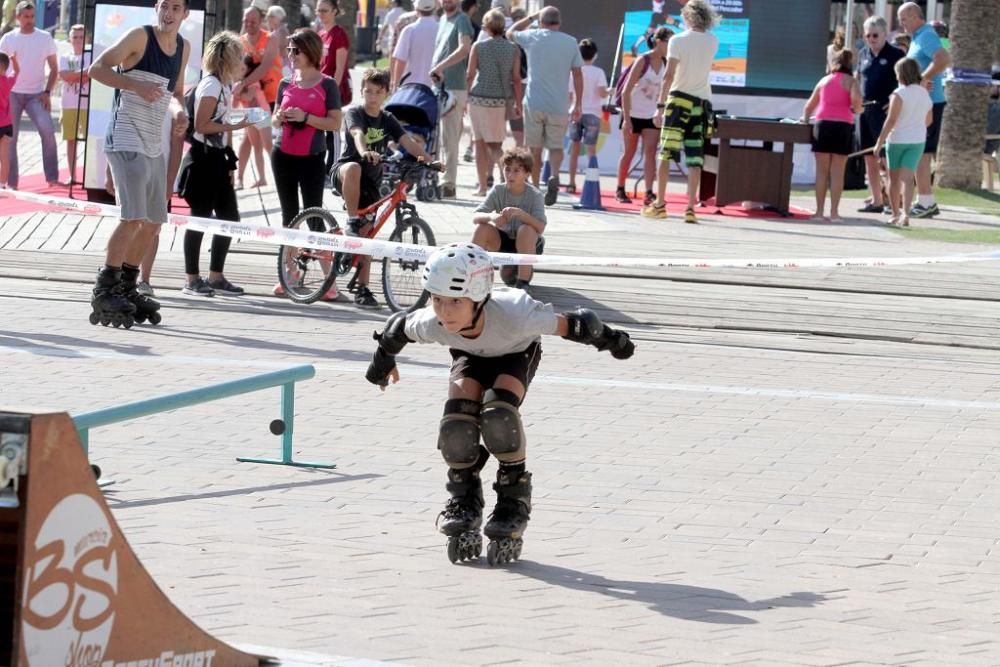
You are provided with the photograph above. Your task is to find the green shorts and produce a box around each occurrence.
[886,142,924,171]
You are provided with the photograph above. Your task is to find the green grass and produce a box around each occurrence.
[883,226,1000,244]
[792,187,1000,216]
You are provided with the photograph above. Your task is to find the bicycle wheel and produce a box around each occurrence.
[277,207,341,304]
[382,216,435,313]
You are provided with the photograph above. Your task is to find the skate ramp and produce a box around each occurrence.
[0,409,271,667]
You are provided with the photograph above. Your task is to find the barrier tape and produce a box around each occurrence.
[3,189,1000,270]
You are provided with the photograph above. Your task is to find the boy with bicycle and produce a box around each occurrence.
[330,68,433,308]
[364,242,635,565]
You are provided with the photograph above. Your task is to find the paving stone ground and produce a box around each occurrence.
[2,109,1000,666]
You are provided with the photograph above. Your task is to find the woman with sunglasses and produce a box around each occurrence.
[271,29,343,297]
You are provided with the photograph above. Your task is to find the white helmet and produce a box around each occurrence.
[422,243,494,302]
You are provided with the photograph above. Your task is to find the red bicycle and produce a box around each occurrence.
[277,156,441,312]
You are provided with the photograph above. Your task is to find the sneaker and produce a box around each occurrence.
[346,216,363,236]
[565,183,577,194]
[320,282,349,302]
[910,202,939,218]
[463,145,474,162]
[440,184,457,199]
[684,207,698,224]
[615,187,632,204]
[273,282,285,296]
[643,190,656,206]
[641,202,667,219]
[544,177,559,206]
[486,174,494,188]
[136,280,155,297]
[354,285,380,308]
[207,276,245,296]
[182,277,215,297]
[857,202,885,213]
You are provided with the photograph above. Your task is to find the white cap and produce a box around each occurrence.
[415,0,437,11]
[249,0,270,13]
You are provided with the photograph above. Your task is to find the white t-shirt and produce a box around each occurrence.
[405,287,558,357]
[192,75,233,148]
[888,84,933,145]
[393,15,439,87]
[569,64,608,116]
[59,51,91,110]
[0,28,58,95]
[628,57,663,119]
[666,30,718,102]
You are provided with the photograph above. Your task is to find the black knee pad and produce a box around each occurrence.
[438,398,482,468]
[480,389,526,461]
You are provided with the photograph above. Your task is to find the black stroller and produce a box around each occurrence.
[384,80,451,201]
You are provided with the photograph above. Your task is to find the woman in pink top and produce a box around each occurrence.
[800,49,862,221]
[0,52,19,188]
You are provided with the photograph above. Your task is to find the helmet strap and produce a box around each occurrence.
[459,294,490,333]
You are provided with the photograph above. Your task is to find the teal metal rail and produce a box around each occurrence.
[73,364,335,469]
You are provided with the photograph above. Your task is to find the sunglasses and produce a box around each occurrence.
[287,46,300,55]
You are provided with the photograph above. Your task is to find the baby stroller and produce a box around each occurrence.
[385,79,451,201]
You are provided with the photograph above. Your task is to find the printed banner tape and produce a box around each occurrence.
[4,189,1000,270]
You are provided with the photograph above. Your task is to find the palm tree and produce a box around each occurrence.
[935,0,1000,190]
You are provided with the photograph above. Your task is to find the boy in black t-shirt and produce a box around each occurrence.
[331,68,432,308]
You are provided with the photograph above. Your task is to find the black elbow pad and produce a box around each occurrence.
[373,310,412,355]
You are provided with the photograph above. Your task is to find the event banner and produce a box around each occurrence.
[83,1,205,191]
[623,0,749,87]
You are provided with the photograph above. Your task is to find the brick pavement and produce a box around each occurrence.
[2,116,1000,666]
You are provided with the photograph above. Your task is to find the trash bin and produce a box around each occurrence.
[356,26,378,58]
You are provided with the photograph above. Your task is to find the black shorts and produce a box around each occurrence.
[620,116,657,133]
[331,161,380,209]
[812,120,854,155]
[0,125,11,138]
[449,341,541,390]
[858,105,887,150]
[498,229,518,253]
[925,102,946,154]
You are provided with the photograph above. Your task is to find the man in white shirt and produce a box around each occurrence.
[391,0,438,90]
[0,0,59,188]
[377,0,405,55]
[58,24,91,185]
[644,0,718,224]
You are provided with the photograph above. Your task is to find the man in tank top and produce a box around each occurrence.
[87,0,191,324]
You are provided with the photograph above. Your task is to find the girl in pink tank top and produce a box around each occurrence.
[800,50,862,221]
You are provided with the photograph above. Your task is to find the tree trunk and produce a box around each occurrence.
[936,0,1000,190]
[279,0,302,31]
[336,0,359,67]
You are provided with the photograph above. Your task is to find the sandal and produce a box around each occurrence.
[683,207,698,224]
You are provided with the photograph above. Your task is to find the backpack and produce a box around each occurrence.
[184,76,221,144]
[612,54,651,109]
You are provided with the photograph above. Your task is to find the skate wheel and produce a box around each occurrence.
[134,314,147,324]
[89,312,99,325]
[122,315,134,329]
[112,319,121,328]
[447,537,460,564]
[486,540,499,566]
[100,317,111,326]
[149,312,162,325]
[513,540,522,561]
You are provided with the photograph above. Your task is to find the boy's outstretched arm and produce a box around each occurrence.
[366,311,414,388]
[556,308,635,360]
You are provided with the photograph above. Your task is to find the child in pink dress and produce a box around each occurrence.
[0,53,20,188]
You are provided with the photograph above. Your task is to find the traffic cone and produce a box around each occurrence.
[573,154,604,211]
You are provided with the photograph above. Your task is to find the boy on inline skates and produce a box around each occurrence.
[365,242,635,565]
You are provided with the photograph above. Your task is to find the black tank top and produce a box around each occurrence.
[127,25,184,92]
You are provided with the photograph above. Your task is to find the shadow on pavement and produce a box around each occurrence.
[515,561,827,624]
[106,472,382,509]
[0,330,154,356]
[525,286,638,325]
